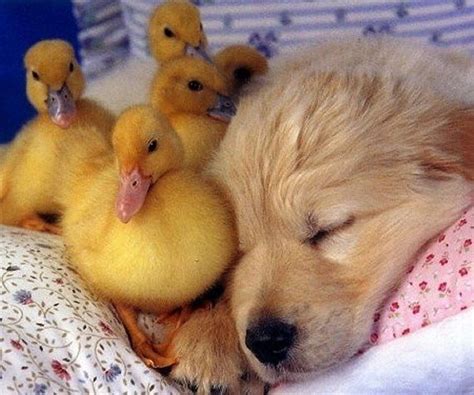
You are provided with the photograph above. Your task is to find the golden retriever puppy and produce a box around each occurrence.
[168,37,474,393]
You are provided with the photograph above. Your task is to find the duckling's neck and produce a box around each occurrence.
[75,98,97,114]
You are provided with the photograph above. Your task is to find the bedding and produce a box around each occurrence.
[0,208,472,393]
[71,0,129,79]
[273,308,474,394]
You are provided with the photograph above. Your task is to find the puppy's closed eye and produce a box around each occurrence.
[304,217,354,247]
[306,229,331,246]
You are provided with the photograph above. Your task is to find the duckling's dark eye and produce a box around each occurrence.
[32,71,40,81]
[164,27,175,38]
[69,62,74,72]
[305,229,331,247]
[200,23,203,31]
[188,80,203,91]
[147,139,158,153]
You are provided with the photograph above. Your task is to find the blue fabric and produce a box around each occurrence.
[0,0,79,143]
[72,0,129,78]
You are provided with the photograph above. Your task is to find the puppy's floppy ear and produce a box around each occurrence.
[421,108,474,181]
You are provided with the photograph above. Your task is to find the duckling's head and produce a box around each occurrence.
[24,39,85,128]
[213,45,269,94]
[112,105,184,223]
[148,0,210,63]
[151,56,236,123]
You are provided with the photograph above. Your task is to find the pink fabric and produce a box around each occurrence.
[370,205,474,345]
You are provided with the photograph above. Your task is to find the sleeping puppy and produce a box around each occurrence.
[168,37,474,393]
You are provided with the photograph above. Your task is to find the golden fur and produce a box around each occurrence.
[165,37,474,392]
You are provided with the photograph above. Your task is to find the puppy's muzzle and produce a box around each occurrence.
[245,318,297,365]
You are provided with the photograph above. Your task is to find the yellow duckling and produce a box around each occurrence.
[150,56,236,170]
[59,105,236,367]
[148,0,210,64]
[0,40,114,232]
[214,44,269,97]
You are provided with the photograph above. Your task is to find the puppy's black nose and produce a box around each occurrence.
[245,319,296,365]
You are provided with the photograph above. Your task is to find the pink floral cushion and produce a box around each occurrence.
[370,205,473,345]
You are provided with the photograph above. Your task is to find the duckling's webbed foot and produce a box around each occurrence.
[156,305,193,328]
[20,213,62,235]
[134,338,177,369]
[114,303,178,369]
[156,305,215,358]
[154,306,195,358]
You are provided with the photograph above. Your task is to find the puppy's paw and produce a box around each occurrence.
[169,300,265,394]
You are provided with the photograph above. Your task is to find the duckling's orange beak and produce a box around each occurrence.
[47,84,76,128]
[116,167,152,223]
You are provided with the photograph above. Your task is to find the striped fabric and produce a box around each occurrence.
[119,0,474,60]
[72,0,129,78]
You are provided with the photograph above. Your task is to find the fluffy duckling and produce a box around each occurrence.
[150,57,236,170]
[0,40,114,232]
[148,0,210,64]
[60,105,237,367]
[214,44,269,97]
